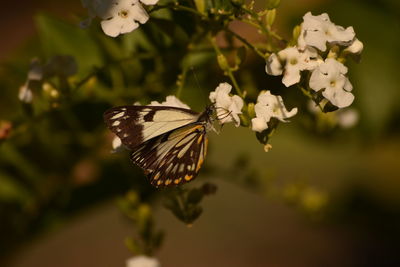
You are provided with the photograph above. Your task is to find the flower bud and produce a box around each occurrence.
[247,102,256,118]
[266,9,276,26]
[217,54,230,71]
[239,114,250,127]
[18,84,33,103]
[292,25,301,43]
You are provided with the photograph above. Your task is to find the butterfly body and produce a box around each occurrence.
[104,105,214,187]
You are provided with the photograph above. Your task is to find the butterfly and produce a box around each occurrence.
[103,104,216,187]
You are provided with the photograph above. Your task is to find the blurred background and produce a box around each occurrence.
[0,0,400,266]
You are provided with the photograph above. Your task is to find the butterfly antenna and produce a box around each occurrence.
[190,67,209,105]
[190,67,201,91]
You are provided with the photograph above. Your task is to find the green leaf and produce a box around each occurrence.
[125,237,143,254]
[186,205,202,223]
[151,18,189,46]
[194,0,206,14]
[0,172,31,204]
[122,28,156,54]
[163,195,185,221]
[35,13,104,77]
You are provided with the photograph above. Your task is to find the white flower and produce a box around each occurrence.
[18,58,44,104]
[149,95,190,109]
[27,58,43,81]
[265,53,282,76]
[81,0,158,37]
[309,58,354,108]
[209,83,244,126]
[251,91,298,132]
[298,12,355,52]
[266,46,320,87]
[18,84,33,103]
[337,108,359,128]
[343,38,364,55]
[100,0,149,37]
[126,255,161,267]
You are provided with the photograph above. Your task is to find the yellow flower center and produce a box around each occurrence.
[118,9,129,18]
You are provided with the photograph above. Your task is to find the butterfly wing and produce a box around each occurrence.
[130,123,208,187]
[104,105,199,149]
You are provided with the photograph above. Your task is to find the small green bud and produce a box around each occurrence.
[266,9,276,26]
[247,102,256,118]
[217,54,230,71]
[292,25,301,43]
[239,114,250,127]
[266,0,280,10]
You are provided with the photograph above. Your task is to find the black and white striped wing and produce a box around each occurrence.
[104,105,199,149]
[130,124,208,187]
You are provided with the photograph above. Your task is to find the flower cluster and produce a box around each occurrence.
[266,12,363,109]
[18,56,76,104]
[207,83,297,137]
[18,59,43,103]
[251,91,298,132]
[81,0,159,37]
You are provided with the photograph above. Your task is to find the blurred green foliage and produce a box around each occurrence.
[0,0,400,265]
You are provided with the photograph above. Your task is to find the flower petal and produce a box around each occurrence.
[209,83,244,127]
[265,53,283,76]
[251,117,268,132]
[140,0,159,5]
[101,17,124,37]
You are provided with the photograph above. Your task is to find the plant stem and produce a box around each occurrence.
[150,3,206,19]
[225,28,267,58]
[240,6,285,42]
[209,35,244,98]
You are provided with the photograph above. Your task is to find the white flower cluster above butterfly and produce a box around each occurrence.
[266,12,363,109]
